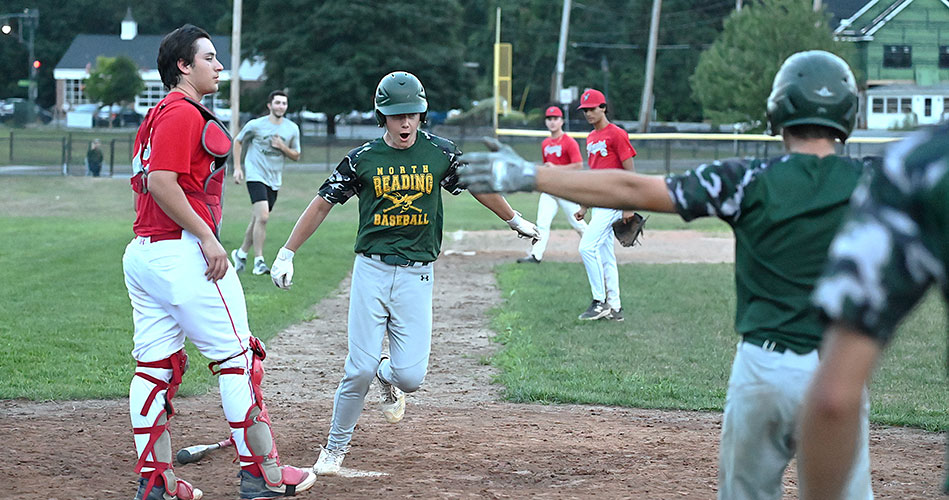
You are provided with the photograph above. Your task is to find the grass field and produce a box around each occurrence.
[1,171,945,433]
[489,261,948,431]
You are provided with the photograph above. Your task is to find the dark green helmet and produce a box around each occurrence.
[374,71,428,126]
[766,50,858,142]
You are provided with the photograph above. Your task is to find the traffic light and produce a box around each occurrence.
[32,60,41,69]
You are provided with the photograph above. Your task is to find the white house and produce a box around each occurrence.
[53,8,264,120]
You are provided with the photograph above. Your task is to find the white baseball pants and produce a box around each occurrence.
[123,231,263,467]
[578,207,622,308]
[718,341,873,500]
[528,193,587,260]
[326,254,434,450]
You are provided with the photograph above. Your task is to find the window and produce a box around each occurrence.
[872,98,883,113]
[136,83,165,108]
[900,98,912,112]
[924,98,932,117]
[886,98,898,113]
[883,45,912,68]
[941,46,949,69]
[944,98,949,115]
[64,79,89,107]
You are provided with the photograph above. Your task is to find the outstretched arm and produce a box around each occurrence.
[270,195,334,290]
[470,192,539,240]
[536,167,675,213]
[283,195,333,252]
[460,138,674,214]
[471,192,516,220]
[798,324,880,500]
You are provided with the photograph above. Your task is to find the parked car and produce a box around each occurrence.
[0,98,53,124]
[95,104,142,127]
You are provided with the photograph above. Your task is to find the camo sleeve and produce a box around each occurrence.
[813,126,949,345]
[317,144,367,205]
[664,158,760,224]
[426,131,465,195]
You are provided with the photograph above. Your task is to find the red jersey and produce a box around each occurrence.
[541,134,582,166]
[585,123,636,170]
[132,93,224,237]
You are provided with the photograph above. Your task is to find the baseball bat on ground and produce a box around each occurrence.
[176,438,233,465]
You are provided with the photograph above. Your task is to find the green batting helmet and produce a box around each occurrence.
[766,50,858,142]
[374,71,428,126]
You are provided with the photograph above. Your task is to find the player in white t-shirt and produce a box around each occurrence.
[231,90,302,275]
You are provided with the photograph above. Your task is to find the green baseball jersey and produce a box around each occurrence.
[815,125,949,345]
[665,153,878,354]
[317,130,464,262]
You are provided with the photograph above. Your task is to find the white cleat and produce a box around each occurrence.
[378,375,405,424]
[314,445,347,476]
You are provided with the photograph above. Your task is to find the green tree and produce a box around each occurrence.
[242,0,468,135]
[461,0,731,124]
[84,55,144,126]
[690,0,851,128]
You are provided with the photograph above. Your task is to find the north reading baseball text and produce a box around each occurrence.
[373,213,430,226]
[373,165,434,197]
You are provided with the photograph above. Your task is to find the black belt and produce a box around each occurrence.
[362,253,429,267]
[743,336,789,354]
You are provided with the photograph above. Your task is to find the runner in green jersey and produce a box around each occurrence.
[459,51,876,500]
[269,71,539,476]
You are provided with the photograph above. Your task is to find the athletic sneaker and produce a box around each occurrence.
[253,259,271,275]
[238,465,317,499]
[378,371,405,424]
[609,308,624,322]
[231,249,246,273]
[313,445,348,476]
[516,255,541,264]
[134,476,203,500]
[578,300,610,320]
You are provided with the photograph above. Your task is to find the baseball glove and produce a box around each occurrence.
[612,213,648,247]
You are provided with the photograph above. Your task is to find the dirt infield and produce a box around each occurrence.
[1,230,944,499]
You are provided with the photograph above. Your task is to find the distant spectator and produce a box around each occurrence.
[86,139,103,177]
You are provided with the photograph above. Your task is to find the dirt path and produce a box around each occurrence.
[1,231,944,499]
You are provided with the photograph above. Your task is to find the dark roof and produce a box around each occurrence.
[55,34,234,71]
[824,0,870,26]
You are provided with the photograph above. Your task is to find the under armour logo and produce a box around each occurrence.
[420,275,430,282]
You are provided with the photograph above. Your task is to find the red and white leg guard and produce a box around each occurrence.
[130,349,198,499]
[211,337,307,492]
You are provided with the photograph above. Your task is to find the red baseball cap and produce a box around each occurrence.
[578,88,606,109]
[544,106,563,118]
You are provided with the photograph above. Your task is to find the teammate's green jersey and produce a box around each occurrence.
[317,130,464,262]
[665,153,879,354]
[816,124,949,346]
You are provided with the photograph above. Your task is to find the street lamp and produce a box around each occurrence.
[0,8,40,104]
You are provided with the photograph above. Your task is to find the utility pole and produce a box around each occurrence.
[0,9,40,105]
[638,0,661,133]
[552,0,572,103]
[229,0,242,135]
[736,0,742,11]
[493,7,500,136]
[813,0,822,11]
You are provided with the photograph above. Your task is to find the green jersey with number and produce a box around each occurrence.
[665,153,878,353]
[317,130,465,262]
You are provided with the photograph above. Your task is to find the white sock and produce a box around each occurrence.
[236,248,248,259]
[255,256,266,264]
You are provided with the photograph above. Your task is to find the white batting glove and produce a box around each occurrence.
[271,247,295,290]
[506,211,540,241]
[457,137,538,193]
